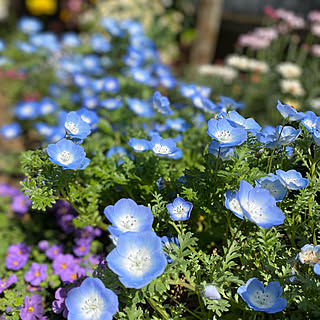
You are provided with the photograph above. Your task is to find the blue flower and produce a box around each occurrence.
[255,174,287,202]
[179,83,198,98]
[47,139,90,170]
[298,244,320,265]
[192,94,218,113]
[152,91,173,115]
[203,285,221,300]
[1,123,22,139]
[100,98,123,110]
[161,236,179,263]
[83,96,99,110]
[224,190,244,219]
[82,55,102,74]
[130,67,151,84]
[127,98,155,117]
[277,100,306,121]
[159,75,176,89]
[65,277,118,320]
[167,148,183,160]
[77,108,99,131]
[301,111,318,131]
[0,40,5,52]
[208,140,235,161]
[237,181,285,228]
[105,146,132,165]
[34,122,56,138]
[106,231,167,289]
[312,128,320,145]
[104,199,154,238]
[217,96,244,110]
[167,197,192,221]
[237,278,287,313]
[30,32,60,51]
[221,110,261,133]
[64,112,91,139]
[61,32,81,47]
[18,16,43,34]
[165,118,190,132]
[16,41,36,54]
[38,97,58,116]
[128,138,150,152]
[149,135,178,157]
[73,73,90,88]
[276,169,309,190]
[15,101,38,120]
[208,118,247,147]
[90,33,112,53]
[100,17,124,37]
[103,77,120,93]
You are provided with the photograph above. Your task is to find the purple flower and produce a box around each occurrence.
[19,294,43,320]
[73,239,90,257]
[45,244,64,260]
[53,254,81,282]
[6,243,30,270]
[10,194,31,215]
[0,274,18,293]
[37,240,49,252]
[24,263,47,286]
[52,287,69,318]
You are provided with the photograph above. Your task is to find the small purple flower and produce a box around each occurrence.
[10,194,31,215]
[37,240,49,252]
[6,243,30,270]
[19,294,43,320]
[0,274,18,293]
[73,239,90,257]
[45,244,64,260]
[52,287,69,318]
[52,254,77,276]
[166,197,193,221]
[24,263,47,286]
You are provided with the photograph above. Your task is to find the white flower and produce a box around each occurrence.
[276,62,302,78]
[280,79,305,97]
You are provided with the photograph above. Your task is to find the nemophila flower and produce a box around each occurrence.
[237,278,287,313]
[277,100,306,121]
[161,236,179,263]
[82,54,102,74]
[100,17,124,37]
[208,140,235,161]
[0,274,18,293]
[149,135,178,157]
[208,118,247,147]
[167,148,183,159]
[255,174,287,202]
[20,294,43,320]
[18,16,43,34]
[312,128,320,145]
[167,197,193,221]
[221,110,261,133]
[301,111,318,131]
[65,277,118,320]
[34,122,56,138]
[128,138,150,152]
[217,96,244,110]
[152,91,173,115]
[159,74,176,89]
[1,122,22,139]
[298,244,320,265]
[64,111,91,139]
[77,108,98,131]
[130,67,151,84]
[104,198,154,238]
[237,180,285,228]
[82,95,99,110]
[225,190,244,219]
[61,32,81,47]
[179,83,198,98]
[101,98,123,110]
[47,139,90,170]
[24,263,47,286]
[276,169,309,190]
[192,94,218,113]
[127,98,155,117]
[107,231,167,289]
[38,97,58,116]
[103,76,120,93]
[30,32,60,51]
[90,33,112,53]
[203,285,221,300]
[16,41,37,54]
[73,73,90,88]
[15,101,38,120]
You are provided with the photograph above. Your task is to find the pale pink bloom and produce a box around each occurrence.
[311,24,320,36]
[311,44,320,57]
[308,10,320,22]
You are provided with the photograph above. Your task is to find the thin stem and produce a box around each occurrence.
[146,297,169,319]
[214,146,221,175]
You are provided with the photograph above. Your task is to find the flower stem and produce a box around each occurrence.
[146,297,170,319]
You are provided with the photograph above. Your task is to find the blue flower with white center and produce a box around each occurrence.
[106,231,167,289]
[161,236,179,263]
[208,118,247,147]
[237,181,285,228]
[277,100,306,121]
[159,75,176,89]
[30,32,60,51]
[34,122,56,138]
[203,285,221,300]
[105,146,133,165]
[208,140,235,161]
[73,73,90,88]
[301,111,318,131]
[130,67,151,84]
[90,33,112,53]
[276,169,309,190]
[16,41,36,54]
[83,96,99,110]
[152,91,173,115]
[224,190,244,219]
[77,108,99,131]
[100,17,124,37]
[179,83,198,98]
[122,20,144,35]
[18,16,43,34]
[100,98,123,110]
[167,197,193,221]
[222,110,261,133]
[103,77,120,93]
[1,122,22,139]
[237,278,287,313]
[49,83,63,98]
[82,55,102,75]
[64,111,91,139]
[0,57,12,66]
[47,139,90,170]
[91,78,105,92]
[192,94,218,113]
[165,118,190,132]
[15,101,38,120]
[128,138,150,152]
[167,148,183,159]
[298,244,320,266]
[61,32,81,47]
[197,85,212,98]
[312,128,320,146]
[46,126,66,143]
[150,135,178,157]
[65,277,118,320]
[217,96,244,110]
[38,98,58,116]
[104,198,154,238]
[127,98,155,117]
[122,48,144,67]
[255,174,287,202]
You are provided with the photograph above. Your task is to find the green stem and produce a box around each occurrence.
[146,297,169,319]
[214,146,221,176]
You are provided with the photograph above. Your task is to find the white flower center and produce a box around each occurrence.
[216,130,233,143]
[153,144,170,154]
[106,82,116,90]
[249,290,274,308]
[57,151,74,165]
[21,105,33,116]
[4,128,16,138]
[134,144,145,151]
[229,198,243,215]
[41,104,54,114]
[117,215,139,232]
[304,120,315,128]
[246,200,265,223]
[173,204,186,218]
[80,293,104,319]
[65,121,79,135]
[134,72,145,82]
[282,177,297,185]
[125,248,151,276]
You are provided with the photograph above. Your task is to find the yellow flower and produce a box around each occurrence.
[26,0,57,15]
